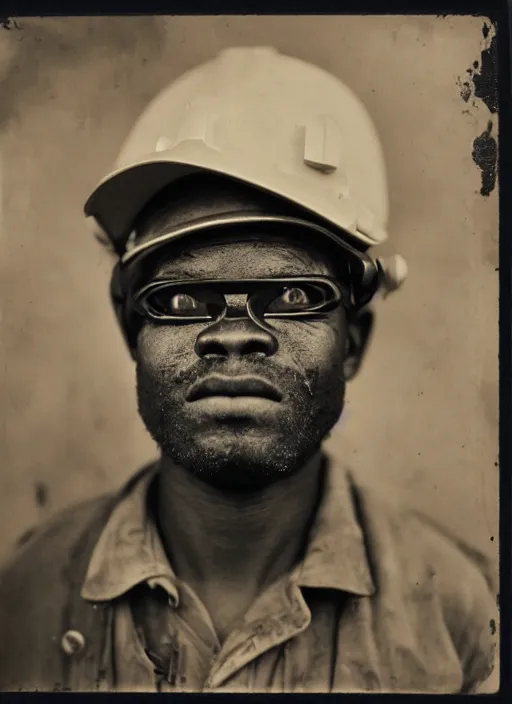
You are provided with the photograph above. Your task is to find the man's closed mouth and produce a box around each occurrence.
[186,375,283,403]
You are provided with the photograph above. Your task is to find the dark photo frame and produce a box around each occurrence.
[0,1,509,701]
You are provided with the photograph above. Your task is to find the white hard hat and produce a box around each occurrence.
[84,46,391,258]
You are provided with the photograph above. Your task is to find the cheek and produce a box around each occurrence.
[136,322,200,375]
[273,317,345,377]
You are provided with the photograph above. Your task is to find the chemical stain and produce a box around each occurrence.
[35,481,48,508]
[458,79,472,103]
[472,121,497,197]
[489,618,496,635]
[472,27,498,114]
[458,21,498,197]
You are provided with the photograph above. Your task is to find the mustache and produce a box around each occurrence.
[154,356,316,398]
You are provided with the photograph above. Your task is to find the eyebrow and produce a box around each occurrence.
[148,245,332,281]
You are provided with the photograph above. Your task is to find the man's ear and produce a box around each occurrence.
[343,308,374,382]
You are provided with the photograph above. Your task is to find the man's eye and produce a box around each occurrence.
[146,291,209,317]
[170,293,201,313]
[282,287,311,307]
[264,284,335,316]
[267,287,312,313]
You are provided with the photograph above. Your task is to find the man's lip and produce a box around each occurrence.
[186,374,283,402]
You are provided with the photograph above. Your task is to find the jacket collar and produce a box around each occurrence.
[295,458,375,595]
[81,455,375,602]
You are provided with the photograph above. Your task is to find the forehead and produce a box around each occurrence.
[152,234,335,280]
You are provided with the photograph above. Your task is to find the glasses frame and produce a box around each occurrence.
[132,276,348,324]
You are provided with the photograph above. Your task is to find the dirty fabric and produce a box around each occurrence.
[81,460,497,693]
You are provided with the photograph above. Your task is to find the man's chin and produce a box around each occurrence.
[159,432,313,491]
[171,430,285,468]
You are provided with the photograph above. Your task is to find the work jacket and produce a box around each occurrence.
[0,463,498,693]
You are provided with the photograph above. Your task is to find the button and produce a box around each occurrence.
[61,630,86,656]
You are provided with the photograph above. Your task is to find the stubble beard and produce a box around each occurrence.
[136,359,345,492]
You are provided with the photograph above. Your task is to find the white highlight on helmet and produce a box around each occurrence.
[155,137,172,152]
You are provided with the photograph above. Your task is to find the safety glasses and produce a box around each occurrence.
[133,277,348,324]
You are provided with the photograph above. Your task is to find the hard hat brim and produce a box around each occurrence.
[84,146,385,255]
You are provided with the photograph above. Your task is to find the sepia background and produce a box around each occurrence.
[0,15,499,575]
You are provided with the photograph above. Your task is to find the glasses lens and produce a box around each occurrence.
[142,284,223,319]
[264,282,339,316]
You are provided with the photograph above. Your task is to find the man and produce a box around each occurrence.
[0,47,498,693]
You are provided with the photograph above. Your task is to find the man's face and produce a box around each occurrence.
[135,234,348,491]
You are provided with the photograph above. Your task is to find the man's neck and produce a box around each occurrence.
[154,453,324,630]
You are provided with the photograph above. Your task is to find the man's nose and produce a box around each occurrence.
[194,319,278,359]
